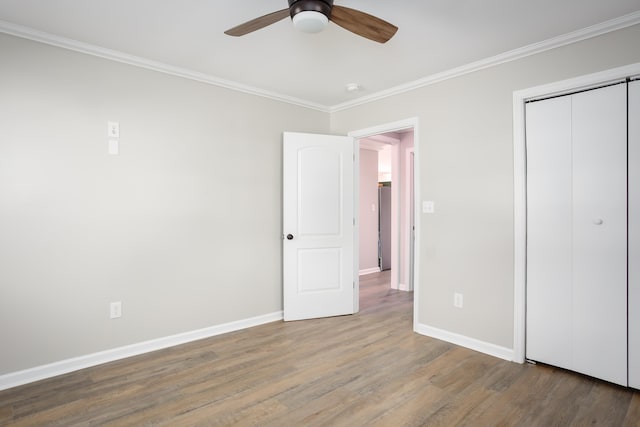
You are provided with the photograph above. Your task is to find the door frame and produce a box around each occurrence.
[512,62,640,364]
[349,117,420,328]
[406,148,415,291]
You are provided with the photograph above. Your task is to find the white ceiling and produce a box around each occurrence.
[1,0,639,110]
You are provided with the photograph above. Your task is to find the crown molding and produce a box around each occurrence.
[330,10,640,113]
[0,20,330,113]
[2,10,639,115]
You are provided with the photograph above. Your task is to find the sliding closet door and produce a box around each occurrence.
[571,84,627,386]
[630,79,640,390]
[526,83,627,386]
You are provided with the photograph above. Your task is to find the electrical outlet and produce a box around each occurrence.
[422,200,435,213]
[454,293,464,308]
[108,139,119,155]
[110,301,122,319]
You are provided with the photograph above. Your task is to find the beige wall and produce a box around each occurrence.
[331,24,640,349]
[2,22,640,377]
[0,33,329,374]
[358,148,379,272]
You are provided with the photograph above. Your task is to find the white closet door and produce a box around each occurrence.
[571,84,627,386]
[526,96,573,369]
[630,79,640,390]
[526,83,627,386]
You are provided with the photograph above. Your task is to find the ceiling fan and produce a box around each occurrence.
[224,0,398,44]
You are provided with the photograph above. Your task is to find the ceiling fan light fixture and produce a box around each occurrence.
[292,11,329,33]
[224,0,396,43]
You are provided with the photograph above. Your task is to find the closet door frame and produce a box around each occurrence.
[630,80,640,389]
[512,62,640,364]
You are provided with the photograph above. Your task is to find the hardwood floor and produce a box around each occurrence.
[1,270,639,426]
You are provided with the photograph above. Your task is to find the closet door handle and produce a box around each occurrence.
[593,219,604,225]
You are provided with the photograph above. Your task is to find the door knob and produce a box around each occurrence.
[286,234,294,240]
[593,219,604,225]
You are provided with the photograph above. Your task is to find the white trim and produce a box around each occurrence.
[390,142,400,290]
[512,92,527,365]
[512,62,640,364]
[404,147,415,292]
[349,118,420,329]
[398,283,411,292]
[349,118,419,139]
[2,11,639,113]
[0,20,328,113]
[0,311,283,391]
[365,134,401,145]
[415,323,515,362]
[359,267,381,276]
[331,11,640,112]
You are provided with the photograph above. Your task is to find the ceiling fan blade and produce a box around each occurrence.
[330,5,398,44]
[224,9,290,37]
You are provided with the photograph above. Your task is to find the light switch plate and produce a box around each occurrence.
[422,200,435,213]
[107,121,119,138]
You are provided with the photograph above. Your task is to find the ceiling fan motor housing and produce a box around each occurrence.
[288,0,334,19]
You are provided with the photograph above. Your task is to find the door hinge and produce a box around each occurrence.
[353,218,355,226]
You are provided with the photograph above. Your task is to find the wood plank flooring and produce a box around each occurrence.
[1,270,639,426]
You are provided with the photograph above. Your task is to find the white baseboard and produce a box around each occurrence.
[415,323,514,362]
[398,282,411,292]
[359,267,381,276]
[0,311,283,391]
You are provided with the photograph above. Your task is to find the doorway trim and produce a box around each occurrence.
[512,62,640,364]
[405,147,415,292]
[349,117,420,328]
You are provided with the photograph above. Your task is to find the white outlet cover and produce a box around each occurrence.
[454,293,464,308]
[422,200,435,213]
[110,301,122,319]
[108,140,119,155]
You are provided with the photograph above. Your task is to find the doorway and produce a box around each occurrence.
[349,118,420,326]
[358,132,414,289]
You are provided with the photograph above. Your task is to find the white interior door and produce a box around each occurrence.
[630,79,640,390]
[526,83,627,386]
[283,132,355,321]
